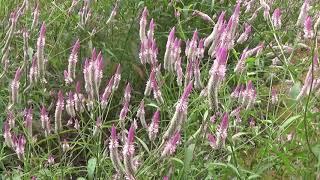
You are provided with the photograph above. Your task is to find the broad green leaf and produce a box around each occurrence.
[184,144,195,173]
[278,115,301,134]
[87,157,97,180]
[136,136,150,154]
[289,82,301,100]
[171,157,184,166]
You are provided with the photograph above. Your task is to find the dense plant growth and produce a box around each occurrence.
[1,0,320,179]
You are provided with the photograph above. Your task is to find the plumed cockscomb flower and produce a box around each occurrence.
[93,117,102,136]
[164,27,176,70]
[240,80,257,109]
[113,64,121,91]
[219,2,241,50]
[93,51,104,97]
[304,16,314,39]
[101,76,115,108]
[11,67,22,105]
[119,101,129,122]
[3,121,13,147]
[296,53,320,100]
[145,70,154,96]
[124,82,132,103]
[123,124,136,179]
[296,0,310,26]
[175,56,183,86]
[234,47,249,73]
[231,84,241,99]
[66,91,76,118]
[74,81,85,113]
[208,133,218,149]
[193,58,203,89]
[55,91,64,133]
[150,68,164,104]
[244,0,255,13]
[168,36,182,73]
[186,30,198,61]
[272,8,281,29]
[148,109,160,141]
[230,106,242,123]
[36,22,46,81]
[83,58,94,100]
[216,113,229,148]
[136,100,147,128]
[65,39,80,84]
[139,18,158,65]
[206,11,226,56]
[24,108,33,137]
[119,83,131,122]
[161,131,181,157]
[6,111,15,129]
[109,125,125,174]
[237,23,252,44]
[31,3,39,30]
[14,134,26,159]
[247,43,264,57]
[260,0,270,21]
[41,106,51,136]
[163,82,193,141]
[139,7,148,42]
[29,56,39,84]
[207,47,228,109]
[192,10,214,24]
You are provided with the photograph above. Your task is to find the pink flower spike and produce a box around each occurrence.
[220,113,229,132]
[15,135,26,159]
[123,124,135,156]
[24,108,33,136]
[91,48,97,61]
[139,7,148,42]
[148,109,160,141]
[111,124,117,141]
[162,131,181,157]
[272,8,281,29]
[40,106,49,129]
[14,68,22,82]
[3,121,13,147]
[124,82,131,103]
[180,81,193,108]
[113,64,121,91]
[76,81,81,94]
[208,134,217,149]
[304,16,314,39]
[40,22,46,38]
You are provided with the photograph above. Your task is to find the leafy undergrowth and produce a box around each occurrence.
[0,0,320,179]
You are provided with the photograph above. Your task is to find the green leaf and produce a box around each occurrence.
[77,178,86,180]
[136,136,150,154]
[278,115,301,134]
[171,157,184,166]
[289,82,301,100]
[87,157,97,180]
[184,144,195,173]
